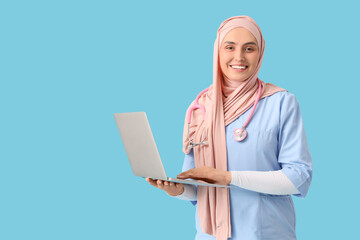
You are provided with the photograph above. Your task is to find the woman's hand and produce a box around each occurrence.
[177,166,231,185]
[146,178,184,196]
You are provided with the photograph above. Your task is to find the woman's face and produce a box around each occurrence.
[219,27,260,82]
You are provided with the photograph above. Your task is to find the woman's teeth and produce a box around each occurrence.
[231,65,247,69]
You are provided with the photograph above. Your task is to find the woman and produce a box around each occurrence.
[147,16,312,240]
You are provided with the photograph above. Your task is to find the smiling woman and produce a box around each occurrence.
[219,28,259,83]
[147,15,312,240]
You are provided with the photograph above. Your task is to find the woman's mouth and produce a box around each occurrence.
[230,65,248,72]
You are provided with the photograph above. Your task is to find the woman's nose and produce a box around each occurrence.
[234,49,245,61]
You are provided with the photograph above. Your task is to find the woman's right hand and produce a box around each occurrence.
[146,178,184,197]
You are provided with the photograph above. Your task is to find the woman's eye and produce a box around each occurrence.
[226,46,234,50]
[245,47,254,51]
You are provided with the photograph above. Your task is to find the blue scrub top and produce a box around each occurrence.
[182,91,312,240]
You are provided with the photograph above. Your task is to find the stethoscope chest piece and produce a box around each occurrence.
[233,128,247,142]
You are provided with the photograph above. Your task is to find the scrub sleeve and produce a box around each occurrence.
[278,93,312,198]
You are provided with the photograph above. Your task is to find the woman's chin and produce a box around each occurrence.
[227,75,249,82]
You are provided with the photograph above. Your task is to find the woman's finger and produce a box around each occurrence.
[147,178,160,187]
[177,169,194,179]
[177,167,226,184]
[146,178,157,186]
[178,168,207,179]
[147,178,185,196]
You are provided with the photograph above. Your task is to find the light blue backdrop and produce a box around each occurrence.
[1,0,359,239]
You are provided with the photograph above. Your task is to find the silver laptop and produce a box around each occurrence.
[114,112,229,188]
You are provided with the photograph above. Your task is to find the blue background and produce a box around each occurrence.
[1,0,359,239]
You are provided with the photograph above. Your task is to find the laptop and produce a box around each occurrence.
[114,112,229,188]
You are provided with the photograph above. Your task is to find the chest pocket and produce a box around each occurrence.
[225,107,281,171]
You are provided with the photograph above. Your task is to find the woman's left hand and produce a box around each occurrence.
[177,166,231,185]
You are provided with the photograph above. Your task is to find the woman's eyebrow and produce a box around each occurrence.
[243,42,257,46]
[223,41,257,46]
[223,41,236,45]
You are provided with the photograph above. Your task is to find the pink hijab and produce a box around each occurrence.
[182,16,285,239]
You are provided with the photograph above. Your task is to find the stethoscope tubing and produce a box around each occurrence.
[242,79,262,128]
[187,79,262,148]
[186,87,210,124]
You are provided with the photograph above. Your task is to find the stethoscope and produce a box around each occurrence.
[186,78,262,150]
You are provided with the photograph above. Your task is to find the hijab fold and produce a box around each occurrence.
[182,16,285,240]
